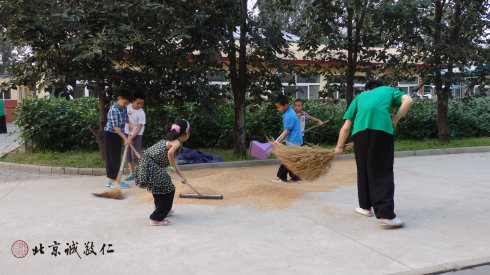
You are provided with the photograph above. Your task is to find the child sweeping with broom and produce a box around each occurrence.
[272,94,303,183]
[134,119,190,226]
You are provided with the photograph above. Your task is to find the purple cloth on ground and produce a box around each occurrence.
[176,148,223,165]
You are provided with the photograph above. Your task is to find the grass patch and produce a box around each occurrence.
[394,137,490,151]
[1,137,488,167]
[1,150,106,168]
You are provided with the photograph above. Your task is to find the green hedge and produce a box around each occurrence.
[15,97,490,151]
[15,97,99,151]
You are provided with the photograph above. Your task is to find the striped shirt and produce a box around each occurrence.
[104,103,128,133]
[298,110,311,121]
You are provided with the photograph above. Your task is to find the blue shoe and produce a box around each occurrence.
[119,182,131,189]
[124,173,135,181]
[106,182,114,187]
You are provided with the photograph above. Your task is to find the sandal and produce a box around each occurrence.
[149,218,172,226]
[168,210,176,217]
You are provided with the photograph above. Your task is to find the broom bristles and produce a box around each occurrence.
[92,183,124,200]
[271,141,354,181]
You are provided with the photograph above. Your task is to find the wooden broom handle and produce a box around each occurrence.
[303,120,330,133]
[114,145,129,189]
[129,144,141,158]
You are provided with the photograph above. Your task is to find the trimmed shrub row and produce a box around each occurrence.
[15,97,490,151]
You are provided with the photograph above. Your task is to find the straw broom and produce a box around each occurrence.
[271,141,354,181]
[92,145,129,200]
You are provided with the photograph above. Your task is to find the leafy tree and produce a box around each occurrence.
[200,0,295,156]
[0,0,225,157]
[381,0,489,143]
[2,0,294,157]
[298,0,389,107]
[0,29,13,75]
[257,0,310,36]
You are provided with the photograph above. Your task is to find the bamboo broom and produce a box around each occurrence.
[271,142,354,181]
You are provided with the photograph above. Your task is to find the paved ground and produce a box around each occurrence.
[1,152,489,275]
[0,122,21,158]
[0,168,78,183]
[440,264,490,274]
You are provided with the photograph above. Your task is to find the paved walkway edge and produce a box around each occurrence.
[0,146,489,176]
[392,256,490,275]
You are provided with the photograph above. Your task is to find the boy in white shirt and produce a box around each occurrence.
[124,91,146,181]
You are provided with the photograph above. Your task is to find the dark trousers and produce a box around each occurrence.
[277,164,300,182]
[105,131,122,180]
[0,116,6,134]
[150,191,175,221]
[354,129,396,219]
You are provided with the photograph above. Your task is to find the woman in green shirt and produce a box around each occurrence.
[335,80,413,229]
[0,99,7,134]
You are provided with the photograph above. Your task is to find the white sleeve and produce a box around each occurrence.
[139,110,146,125]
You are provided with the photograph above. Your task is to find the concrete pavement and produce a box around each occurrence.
[0,122,21,158]
[440,264,490,275]
[1,152,490,275]
[0,168,78,183]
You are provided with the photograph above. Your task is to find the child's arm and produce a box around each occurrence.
[309,115,324,125]
[167,140,188,184]
[129,124,143,141]
[113,126,131,146]
[126,118,133,134]
[276,129,290,143]
[335,119,352,155]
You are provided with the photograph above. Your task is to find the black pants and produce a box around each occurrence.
[105,131,122,180]
[354,129,396,219]
[150,191,175,221]
[0,116,6,134]
[277,164,300,182]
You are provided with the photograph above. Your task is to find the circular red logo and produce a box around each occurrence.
[11,240,29,258]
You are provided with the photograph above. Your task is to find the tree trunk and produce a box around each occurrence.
[432,1,450,144]
[346,66,355,108]
[434,68,450,143]
[232,0,248,157]
[233,92,246,156]
[96,78,108,160]
[437,87,450,143]
[345,6,355,108]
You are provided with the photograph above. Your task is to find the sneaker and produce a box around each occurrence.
[149,218,172,226]
[380,217,405,229]
[168,210,176,217]
[272,178,286,183]
[106,182,114,188]
[124,173,135,181]
[118,182,131,189]
[355,207,373,217]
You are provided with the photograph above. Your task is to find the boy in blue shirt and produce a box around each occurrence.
[273,94,303,183]
[104,89,133,189]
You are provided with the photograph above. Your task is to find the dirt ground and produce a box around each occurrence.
[128,159,357,209]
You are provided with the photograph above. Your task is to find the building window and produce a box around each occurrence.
[473,85,490,96]
[207,72,228,89]
[281,74,321,99]
[423,85,433,95]
[325,75,366,99]
[398,77,419,94]
[1,89,11,99]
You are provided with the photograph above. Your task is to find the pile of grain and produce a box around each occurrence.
[127,159,357,209]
